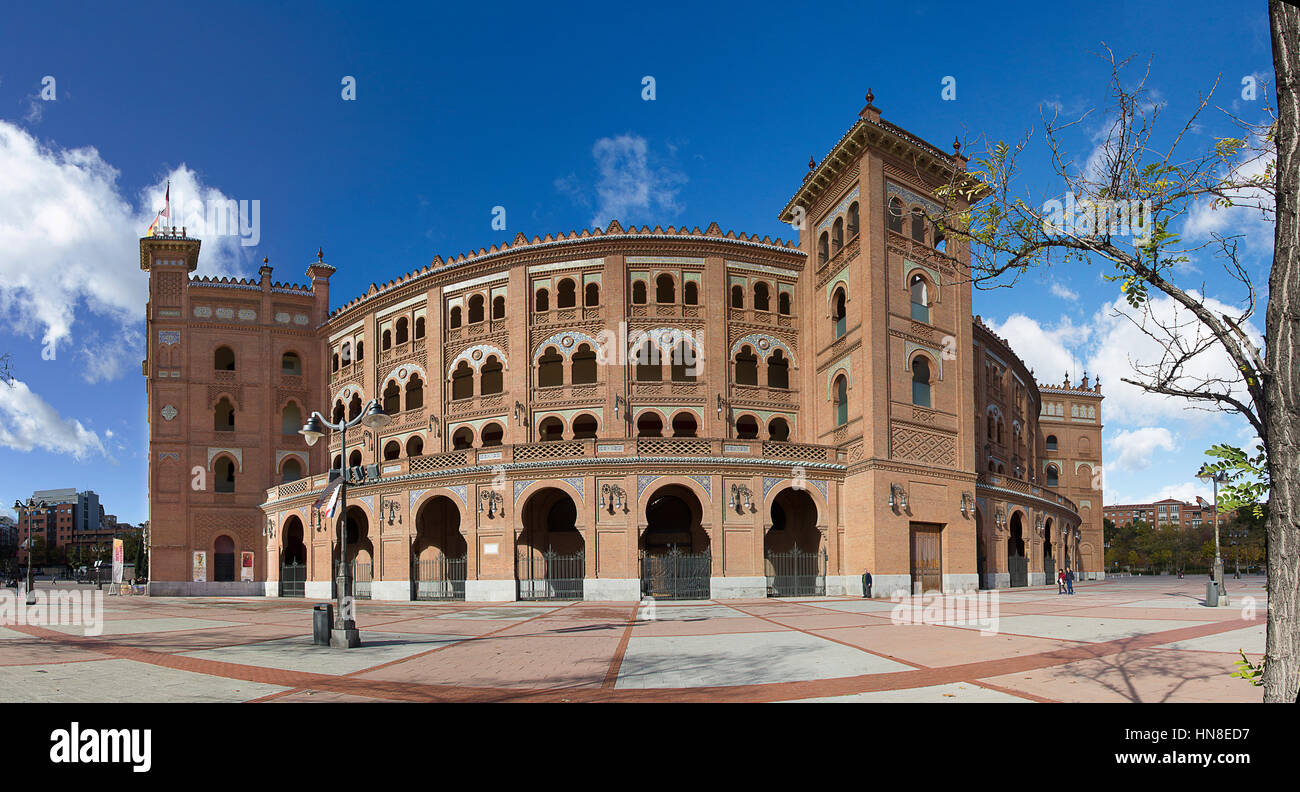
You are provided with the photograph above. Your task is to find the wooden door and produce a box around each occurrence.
[909,523,943,593]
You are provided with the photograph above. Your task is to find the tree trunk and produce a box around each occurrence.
[1263,0,1300,703]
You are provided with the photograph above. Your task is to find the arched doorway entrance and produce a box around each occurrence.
[640,484,711,599]
[279,516,307,597]
[764,488,825,596]
[214,535,236,582]
[1043,517,1055,584]
[338,506,373,599]
[1007,511,1028,587]
[975,508,988,590]
[413,495,467,600]
[516,487,584,600]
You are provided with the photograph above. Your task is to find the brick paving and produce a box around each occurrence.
[0,576,1269,702]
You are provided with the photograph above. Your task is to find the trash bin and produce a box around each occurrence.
[313,603,333,645]
[1205,581,1219,607]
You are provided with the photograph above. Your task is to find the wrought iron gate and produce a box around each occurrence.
[1008,555,1029,588]
[516,547,584,600]
[1044,554,1056,587]
[413,556,467,601]
[765,547,826,597]
[279,562,306,598]
[641,549,711,599]
[350,560,372,600]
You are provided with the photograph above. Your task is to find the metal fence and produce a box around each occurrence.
[765,547,826,597]
[516,548,584,600]
[350,560,372,600]
[279,563,306,598]
[641,549,712,600]
[413,556,467,601]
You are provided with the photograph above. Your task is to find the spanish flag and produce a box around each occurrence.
[146,182,170,236]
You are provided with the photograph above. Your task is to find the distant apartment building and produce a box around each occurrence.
[14,489,133,562]
[1104,497,1237,530]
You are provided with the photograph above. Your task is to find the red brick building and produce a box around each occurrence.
[1104,497,1234,530]
[144,95,1105,599]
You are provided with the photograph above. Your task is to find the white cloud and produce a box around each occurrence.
[1107,427,1176,471]
[0,120,249,358]
[0,379,107,459]
[983,313,1088,383]
[1182,129,1274,252]
[1149,481,1213,505]
[1049,282,1078,300]
[558,133,686,229]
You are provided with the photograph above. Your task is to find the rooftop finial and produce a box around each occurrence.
[263,256,269,265]
[808,156,816,171]
[953,136,961,154]
[865,88,874,105]
[317,247,324,262]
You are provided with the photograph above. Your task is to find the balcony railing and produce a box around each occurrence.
[976,472,1078,515]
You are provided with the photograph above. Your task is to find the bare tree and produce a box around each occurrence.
[935,2,1298,701]
[0,352,12,387]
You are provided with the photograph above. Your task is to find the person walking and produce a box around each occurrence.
[1057,568,1066,594]
[1065,568,1075,595]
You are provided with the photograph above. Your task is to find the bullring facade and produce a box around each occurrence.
[143,95,1104,600]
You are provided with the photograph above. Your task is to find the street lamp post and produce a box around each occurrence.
[300,398,391,649]
[1196,465,1229,606]
[13,497,47,605]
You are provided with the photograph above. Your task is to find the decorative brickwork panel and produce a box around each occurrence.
[158,272,183,305]
[410,452,468,473]
[762,442,829,461]
[636,438,710,457]
[891,426,957,467]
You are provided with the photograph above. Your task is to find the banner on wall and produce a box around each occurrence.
[192,551,207,582]
[240,551,254,582]
[112,539,124,584]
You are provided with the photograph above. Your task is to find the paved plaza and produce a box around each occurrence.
[0,576,1269,702]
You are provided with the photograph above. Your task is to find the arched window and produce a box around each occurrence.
[214,457,236,493]
[449,306,462,329]
[468,295,485,324]
[832,288,847,339]
[1046,465,1060,488]
[332,400,345,424]
[684,281,698,305]
[767,349,790,389]
[632,281,647,304]
[333,454,343,470]
[480,356,503,394]
[818,233,829,264]
[778,291,791,315]
[736,415,759,439]
[832,217,844,254]
[656,273,675,304]
[753,282,770,312]
[988,414,997,441]
[332,353,339,372]
[348,449,362,468]
[538,347,564,387]
[731,284,745,309]
[933,222,946,252]
[348,394,362,421]
[538,416,565,442]
[768,417,791,441]
[214,346,235,371]
[451,361,474,400]
[535,289,550,312]
[395,317,409,345]
[481,423,503,447]
[734,346,758,386]
[911,356,932,408]
[670,340,695,382]
[634,339,660,382]
[451,427,475,450]
[911,208,926,243]
[1046,435,1058,451]
[635,412,663,438]
[415,317,425,339]
[281,402,302,435]
[557,279,577,309]
[356,340,363,361]
[887,198,904,233]
[383,380,401,414]
[834,374,848,426]
[584,283,599,307]
[341,343,352,367]
[383,440,401,461]
[406,435,424,457]
[214,397,235,432]
[382,329,392,350]
[572,344,597,384]
[847,202,859,237]
[405,374,424,410]
[492,295,506,319]
[671,412,698,438]
[282,352,302,376]
[281,458,302,483]
[571,413,598,439]
[910,274,930,322]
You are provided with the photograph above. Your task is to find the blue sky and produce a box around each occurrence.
[0,0,1275,523]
